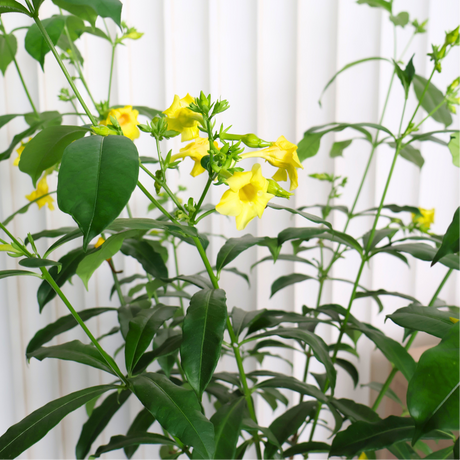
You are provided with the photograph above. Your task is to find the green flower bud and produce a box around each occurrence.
[267,179,293,199]
[91,125,111,136]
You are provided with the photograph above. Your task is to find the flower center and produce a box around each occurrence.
[239,184,258,203]
[118,113,130,126]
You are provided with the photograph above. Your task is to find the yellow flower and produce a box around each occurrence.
[358,453,368,460]
[25,174,54,210]
[95,237,105,248]
[102,105,140,141]
[216,163,274,230]
[13,138,32,166]
[240,135,303,190]
[163,94,201,142]
[170,137,217,177]
[412,208,435,232]
[450,317,459,324]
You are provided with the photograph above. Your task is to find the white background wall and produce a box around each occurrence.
[0,0,459,458]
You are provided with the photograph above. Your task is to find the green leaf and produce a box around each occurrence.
[357,0,392,12]
[28,340,117,375]
[0,269,41,279]
[76,390,130,459]
[448,132,459,167]
[231,307,265,338]
[362,227,398,250]
[282,442,330,457]
[0,0,31,15]
[24,110,63,129]
[330,398,380,423]
[181,289,227,398]
[0,33,16,75]
[76,230,139,289]
[37,246,95,311]
[266,202,332,228]
[52,0,97,27]
[270,273,314,298]
[0,113,21,130]
[120,238,168,279]
[0,123,42,162]
[297,131,323,161]
[330,139,353,157]
[54,0,122,26]
[130,373,215,458]
[208,398,246,460]
[394,55,415,100]
[216,234,264,272]
[19,126,87,186]
[432,207,459,266]
[387,305,457,339]
[44,229,83,258]
[32,0,45,11]
[318,57,391,106]
[265,401,317,458]
[19,258,61,269]
[355,288,418,304]
[335,358,359,388]
[26,307,115,355]
[388,142,424,168]
[124,409,156,458]
[361,382,404,407]
[424,446,454,459]
[329,415,451,458]
[413,75,452,127]
[390,11,410,27]
[408,323,459,444]
[125,306,178,373]
[0,384,117,459]
[92,433,176,459]
[25,16,66,69]
[454,438,459,460]
[57,135,139,250]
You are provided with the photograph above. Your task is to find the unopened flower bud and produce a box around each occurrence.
[445,26,459,45]
[267,179,293,199]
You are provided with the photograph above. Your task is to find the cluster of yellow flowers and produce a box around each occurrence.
[412,208,435,232]
[163,94,304,230]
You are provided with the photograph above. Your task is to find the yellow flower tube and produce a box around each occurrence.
[171,137,218,177]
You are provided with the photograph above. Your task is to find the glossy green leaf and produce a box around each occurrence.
[181,289,227,398]
[388,442,421,459]
[362,227,398,250]
[18,258,61,270]
[413,75,452,127]
[0,123,43,162]
[125,306,178,373]
[454,438,459,459]
[297,131,323,161]
[121,238,168,279]
[408,323,459,444]
[361,382,404,407]
[387,305,457,338]
[76,230,139,289]
[394,55,415,99]
[330,139,353,157]
[267,202,332,228]
[19,126,88,186]
[76,390,130,459]
[0,384,117,459]
[24,110,63,129]
[270,273,314,298]
[27,307,115,355]
[448,132,459,167]
[424,446,454,459]
[265,401,317,458]
[319,57,390,106]
[355,288,418,304]
[216,234,264,272]
[53,0,122,26]
[130,373,215,458]
[0,269,41,280]
[25,16,66,69]
[282,441,330,457]
[390,11,410,27]
[432,207,459,266]
[330,398,380,423]
[28,340,117,375]
[335,358,359,388]
[0,34,16,75]
[231,307,265,338]
[25,226,78,244]
[123,409,156,459]
[0,0,31,15]
[37,246,94,311]
[58,135,139,250]
[0,113,22,130]
[357,0,392,12]
[92,433,176,459]
[329,415,451,458]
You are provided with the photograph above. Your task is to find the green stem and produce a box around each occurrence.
[172,238,185,314]
[136,181,177,222]
[31,15,98,125]
[411,98,447,133]
[372,268,453,411]
[195,208,216,224]
[40,267,127,383]
[192,236,262,460]
[0,19,39,116]
[398,97,408,139]
[107,43,117,105]
[193,177,213,221]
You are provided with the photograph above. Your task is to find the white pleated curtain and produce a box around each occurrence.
[0,0,459,458]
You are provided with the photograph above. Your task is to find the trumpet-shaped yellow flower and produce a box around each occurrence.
[216,163,274,230]
[13,138,32,166]
[240,135,303,190]
[95,237,105,248]
[171,137,217,177]
[412,208,435,232]
[163,94,201,142]
[102,105,140,141]
[25,174,54,210]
